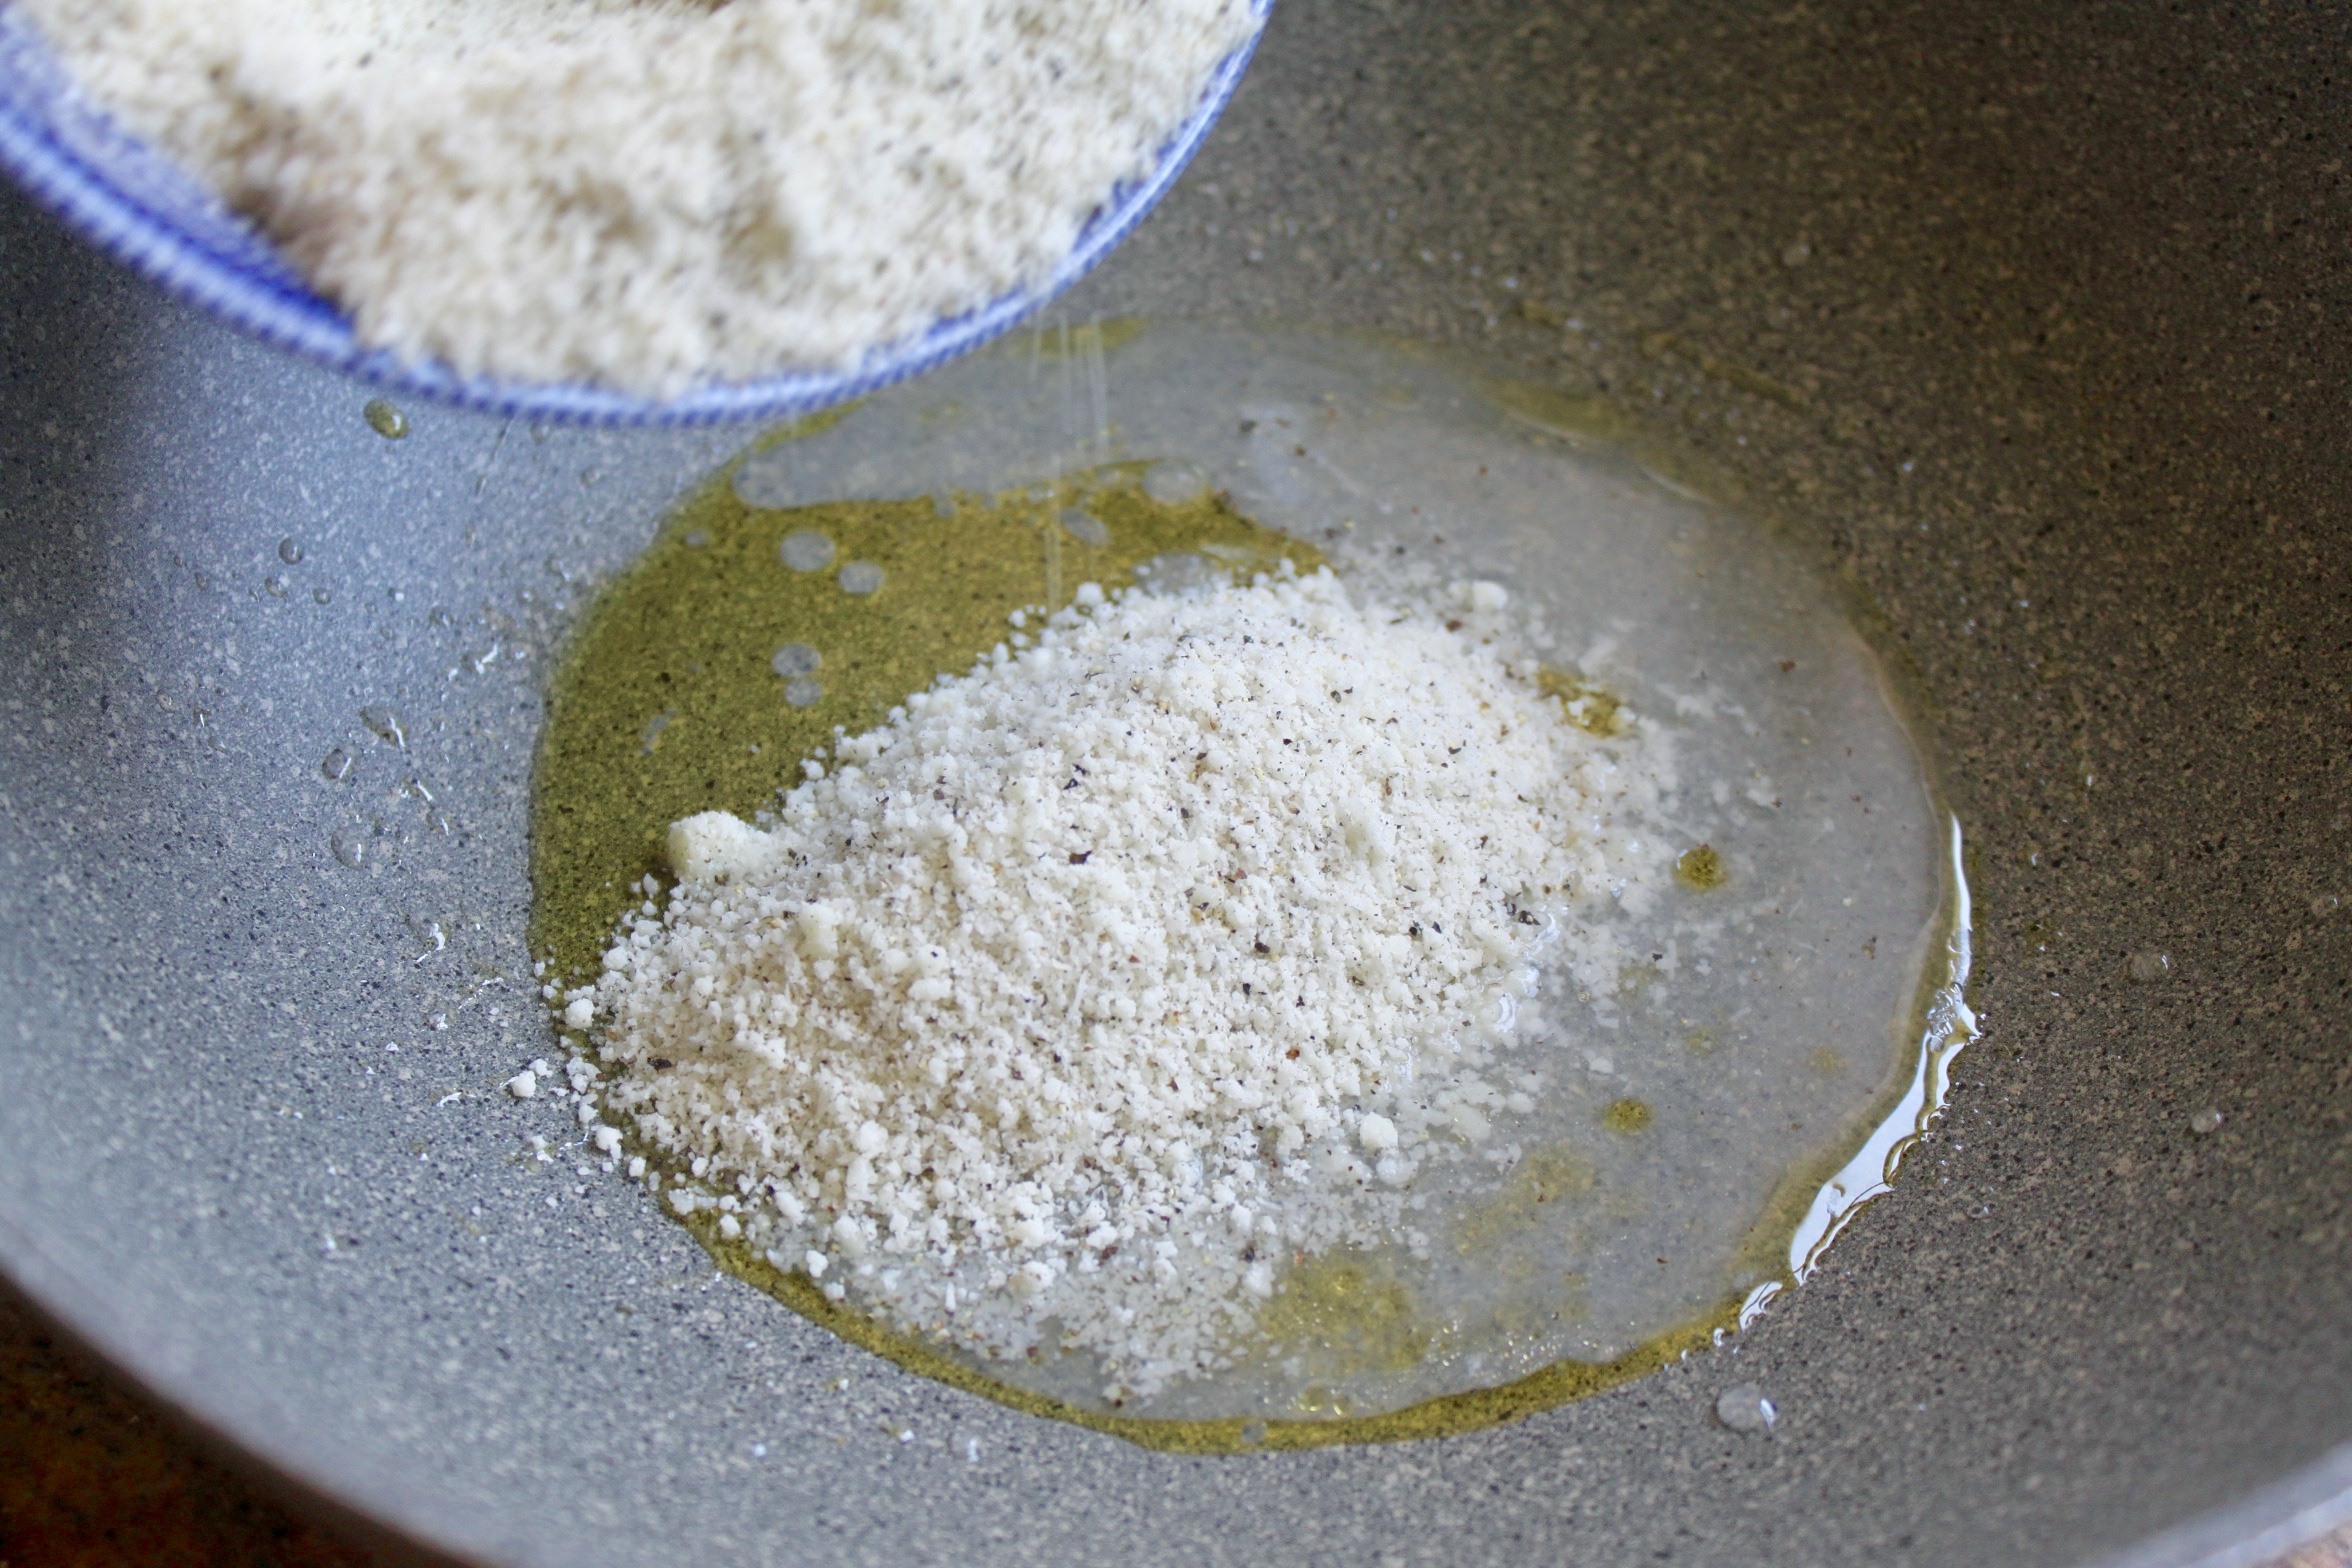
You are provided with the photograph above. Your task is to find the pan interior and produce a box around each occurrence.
[530,321,1962,1436]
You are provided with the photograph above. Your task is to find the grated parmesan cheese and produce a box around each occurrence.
[582,566,1667,1400]
[21,0,1256,395]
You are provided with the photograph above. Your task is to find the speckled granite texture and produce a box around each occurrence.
[5,1264,2350,1568]
[0,0,2345,1566]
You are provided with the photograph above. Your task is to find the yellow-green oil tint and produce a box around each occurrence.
[527,448,1769,1453]
[525,323,1972,1453]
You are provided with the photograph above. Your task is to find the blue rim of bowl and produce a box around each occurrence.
[0,0,1270,427]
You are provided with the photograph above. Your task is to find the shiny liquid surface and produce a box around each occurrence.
[533,322,1961,1442]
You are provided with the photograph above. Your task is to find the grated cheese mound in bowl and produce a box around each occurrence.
[581,566,1666,1402]
[18,0,1258,396]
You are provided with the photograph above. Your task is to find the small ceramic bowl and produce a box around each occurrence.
[0,1,1269,426]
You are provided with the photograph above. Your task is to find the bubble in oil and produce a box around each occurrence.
[1058,508,1111,547]
[779,531,836,572]
[783,677,823,708]
[330,830,369,868]
[2189,1108,2223,1135]
[264,575,290,597]
[770,643,821,678]
[320,746,354,782]
[278,537,305,565]
[836,561,885,596]
[2127,949,2172,984]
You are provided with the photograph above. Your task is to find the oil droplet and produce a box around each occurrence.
[784,677,823,708]
[1533,667,1624,735]
[1059,508,1111,547]
[2127,949,2172,984]
[837,561,886,596]
[770,643,821,678]
[2189,1108,2223,1135]
[779,531,836,572]
[278,537,305,565]
[685,529,712,549]
[1675,843,1726,889]
[264,575,290,597]
[1601,1098,1653,1134]
[1715,1383,1776,1433]
[321,746,354,782]
[363,399,409,439]
[313,588,333,605]
[330,830,369,868]
[359,704,408,746]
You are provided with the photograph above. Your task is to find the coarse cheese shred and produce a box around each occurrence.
[577,566,1661,1401]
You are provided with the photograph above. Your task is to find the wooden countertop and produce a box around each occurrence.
[0,1289,372,1567]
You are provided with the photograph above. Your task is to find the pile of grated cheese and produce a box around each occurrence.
[573,565,1665,1400]
[21,0,1255,395]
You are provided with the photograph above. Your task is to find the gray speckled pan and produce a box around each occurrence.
[1,1,2346,1565]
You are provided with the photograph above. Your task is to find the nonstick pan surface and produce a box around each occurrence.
[0,1,2346,1565]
